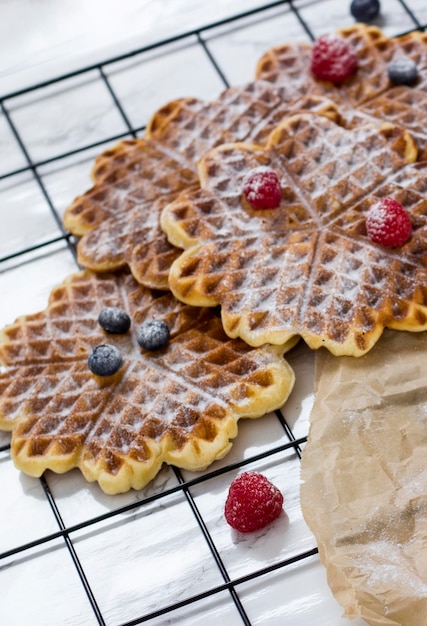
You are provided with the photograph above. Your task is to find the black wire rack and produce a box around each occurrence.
[1,1,426,624]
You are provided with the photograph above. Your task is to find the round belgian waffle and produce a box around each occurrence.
[63,139,199,289]
[161,112,427,357]
[0,270,295,494]
[256,23,427,159]
[63,81,340,290]
[63,24,427,294]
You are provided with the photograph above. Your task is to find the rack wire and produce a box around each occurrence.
[1,1,426,624]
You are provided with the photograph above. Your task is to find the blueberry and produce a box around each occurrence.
[137,320,170,351]
[98,307,131,334]
[387,57,418,86]
[350,0,380,22]
[88,344,123,376]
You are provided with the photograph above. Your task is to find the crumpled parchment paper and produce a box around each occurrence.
[300,329,427,626]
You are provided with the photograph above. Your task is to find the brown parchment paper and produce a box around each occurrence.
[300,329,427,626]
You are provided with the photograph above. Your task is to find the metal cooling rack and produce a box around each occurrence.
[1,1,426,624]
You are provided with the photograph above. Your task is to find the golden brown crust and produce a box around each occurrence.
[256,24,427,158]
[162,113,427,357]
[0,270,295,494]
[62,82,345,289]
[63,24,427,291]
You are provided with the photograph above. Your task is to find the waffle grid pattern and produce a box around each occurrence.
[164,117,427,354]
[1,2,427,625]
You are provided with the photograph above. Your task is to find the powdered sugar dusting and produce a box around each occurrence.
[354,540,427,601]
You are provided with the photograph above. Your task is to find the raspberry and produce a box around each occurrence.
[310,34,358,83]
[242,166,282,209]
[224,471,284,533]
[365,197,412,248]
[137,320,170,351]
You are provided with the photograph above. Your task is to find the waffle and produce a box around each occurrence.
[146,84,341,153]
[63,82,339,289]
[161,112,427,357]
[0,270,295,494]
[63,139,199,289]
[256,24,427,159]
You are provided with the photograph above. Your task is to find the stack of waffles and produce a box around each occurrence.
[2,22,427,494]
[2,20,427,624]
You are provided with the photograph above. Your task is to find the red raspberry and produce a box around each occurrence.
[310,34,358,83]
[242,166,282,209]
[224,471,284,532]
[366,197,412,248]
